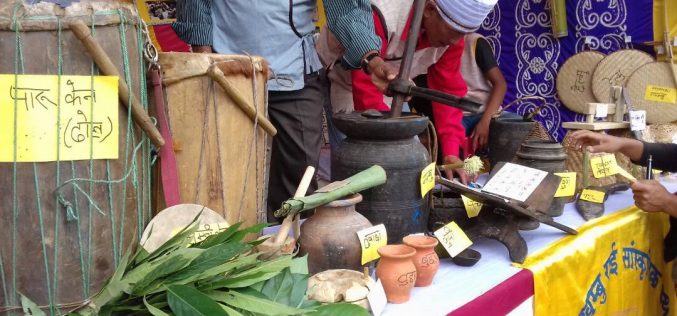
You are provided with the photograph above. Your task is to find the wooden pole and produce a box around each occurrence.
[70,20,165,147]
[206,65,278,136]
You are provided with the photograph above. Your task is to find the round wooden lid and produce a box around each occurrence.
[140,204,229,252]
[591,49,654,103]
[556,51,606,114]
[626,62,677,124]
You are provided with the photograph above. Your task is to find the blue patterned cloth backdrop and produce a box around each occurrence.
[479,0,654,141]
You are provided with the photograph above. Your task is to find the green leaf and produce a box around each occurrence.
[140,212,204,265]
[144,296,171,316]
[258,269,309,307]
[307,303,369,316]
[167,285,228,316]
[165,242,250,285]
[227,223,269,243]
[20,294,46,316]
[208,290,313,315]
[219,303,244,316]
[289,255,308,275]
[90,280,131,311]
[213,271,282,288]
[128,248,204,294]
[228,255,292,280]
[193,222,243,249]
[247,237,269,247]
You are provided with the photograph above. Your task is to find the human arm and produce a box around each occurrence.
[172,0,213,53]
[471,38,505,149]
[635,142,677,172]
[570,130,644,161]
[322,0,381,69]
[428,41,469,183]
[351,10,392,110]
[631,180,677,217]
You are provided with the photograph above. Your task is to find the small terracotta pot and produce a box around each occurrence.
[376,244,417,304]
[403,235,440,287]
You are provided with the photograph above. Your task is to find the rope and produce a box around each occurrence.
[9,2,22,309]
[117,8,132,265]
[51,18,64,313]
[211,67,231,218]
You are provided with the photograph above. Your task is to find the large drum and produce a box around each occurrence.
[0,1,150,314]
[155,52,269,227]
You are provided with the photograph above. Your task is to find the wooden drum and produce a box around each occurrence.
[0,1,150,314]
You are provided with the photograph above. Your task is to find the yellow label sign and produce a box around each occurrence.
[170,222,230,245]
[615,166,636,182]
[0,74,119,162]
[554,172,577,197]
[357,224,387,265]
[420,162,436,198]
[580,189,605,203]
[590,154,619,178]
[645,85,677,104]
[461,195,483,218]
[434,221,472,257]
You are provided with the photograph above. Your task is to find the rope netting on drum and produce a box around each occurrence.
[0,2,151,315]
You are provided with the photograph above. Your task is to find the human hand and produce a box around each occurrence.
[191,45,213,54]
[367,56,399,94]
[631,180,675,213]
[443,155,473,185]
[570,130,624,154]
[471,117,491,150]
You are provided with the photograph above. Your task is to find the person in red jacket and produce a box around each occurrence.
[318,0,498,184]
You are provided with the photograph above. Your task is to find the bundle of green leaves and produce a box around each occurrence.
[22,216,369,316]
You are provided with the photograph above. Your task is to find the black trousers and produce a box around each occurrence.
[266,72,324,223]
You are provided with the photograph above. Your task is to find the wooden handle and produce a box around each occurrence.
[292,166,316,238]
[275,166,315,243]
[207,65,278,136]
[70,20,165,147]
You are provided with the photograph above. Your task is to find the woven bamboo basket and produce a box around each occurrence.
[591,49,654,103]
[626,62,677,124]
[556,51,606,114]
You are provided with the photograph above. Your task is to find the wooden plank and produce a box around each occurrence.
[581,102,616,115]
[562,121,630,130]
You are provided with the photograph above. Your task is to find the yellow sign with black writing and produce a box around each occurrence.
[0,74,119,162]
[434,221,472,257]
[590,154,619,178]
[580,189,605,203]
[357,224,387,265]
[645,85,677,104]
[554,172,577,197]
[420,162,436,198]
[461,195,483,218]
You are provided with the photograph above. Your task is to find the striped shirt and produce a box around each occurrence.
[173,0,381,69]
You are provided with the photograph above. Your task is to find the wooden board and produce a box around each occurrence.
[562,122,630,130]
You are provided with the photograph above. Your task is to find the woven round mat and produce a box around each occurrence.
[626,62,677,124]
[556,51,606,114]
[591,49,654,103]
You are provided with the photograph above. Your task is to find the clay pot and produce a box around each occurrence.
[299,194,372,274]
[403,235,439,286]
[376,245,417,304]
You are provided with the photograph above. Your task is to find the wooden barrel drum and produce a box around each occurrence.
[0,2,150,314]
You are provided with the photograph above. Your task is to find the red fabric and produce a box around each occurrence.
[152,24,190,52]
[447,269,534,316]
[351,10,467,157]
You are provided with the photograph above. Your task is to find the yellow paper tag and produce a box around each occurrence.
[170,222,230,245]
[615,166,636,182]
[554,172,577,197]
[645,85,677,104]
[0,74,119,162]
[461,195,483,218]
[357,224,388,265]
[434,222,473,257]
[580,189,605,203]
[420,162,436,197]
[590,154,619,178]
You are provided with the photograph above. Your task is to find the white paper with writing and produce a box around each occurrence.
[629,110,646,131]
[482,162,548,202]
